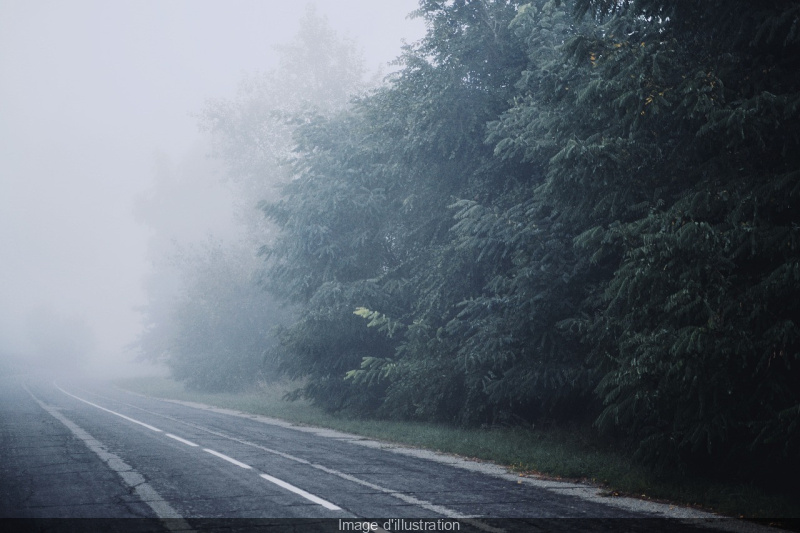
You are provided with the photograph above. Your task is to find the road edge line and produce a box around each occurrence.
[22,384,194,532]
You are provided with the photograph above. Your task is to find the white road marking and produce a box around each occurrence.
[52,383,345,513]
[309,462,471,519]
[54,383,162,432]
[23,385,194,532]
[74,385,477,518]
[203,448,252,469]
[259,473,341,510]
[166,433,199,447]
[97,393,474,519]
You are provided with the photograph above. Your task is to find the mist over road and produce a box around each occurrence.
[0,376,757,532]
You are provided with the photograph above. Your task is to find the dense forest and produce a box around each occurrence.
[138,0,800,483]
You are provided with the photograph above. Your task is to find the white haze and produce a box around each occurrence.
[0,0,424,377]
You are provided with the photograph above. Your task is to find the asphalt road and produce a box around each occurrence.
[0,375,768,532]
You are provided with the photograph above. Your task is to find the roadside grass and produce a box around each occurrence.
[115,375,799,522]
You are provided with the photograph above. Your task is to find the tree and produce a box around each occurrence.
[164,239,287,391]
[132,147,289,391]
[492,0,800,476]
[209,0,800,482]
[135,6,372,393]
[199,5,370,245]
[262,0,556,423]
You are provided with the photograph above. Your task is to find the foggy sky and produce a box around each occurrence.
[0,0,423,370]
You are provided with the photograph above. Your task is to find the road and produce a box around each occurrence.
[0,375,764,532]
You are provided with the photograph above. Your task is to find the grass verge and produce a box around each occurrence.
[115,375,799,522]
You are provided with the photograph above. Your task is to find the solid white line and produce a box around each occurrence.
[259,473,341,510]
[54,384,162,433]
[23,385,194,532]
[165,433,199,447]
[203,448,252,469]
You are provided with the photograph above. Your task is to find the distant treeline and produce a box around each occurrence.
[151,0,800,482]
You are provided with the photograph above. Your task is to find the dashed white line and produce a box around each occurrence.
[203,448,252,469]
[53,383,344,512]
[259,473,341,510]
[86,389,474,519]
[166,433,199,447]
[309,462,471,518]
[54,383,162,433]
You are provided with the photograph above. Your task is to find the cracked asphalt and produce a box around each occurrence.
[0,375,773,532]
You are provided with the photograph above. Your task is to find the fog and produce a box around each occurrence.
[0,0,424,377]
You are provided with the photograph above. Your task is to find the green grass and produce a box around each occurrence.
[115,376,799,522]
